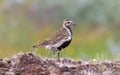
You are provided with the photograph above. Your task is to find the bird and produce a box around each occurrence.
[33,19,75,59]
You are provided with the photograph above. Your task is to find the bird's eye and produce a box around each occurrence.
[67,22,70,24]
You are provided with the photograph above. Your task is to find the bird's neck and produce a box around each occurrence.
[63,26,72,36]
[63,24,71,29]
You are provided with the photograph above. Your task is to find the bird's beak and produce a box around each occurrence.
[73,23,76,26]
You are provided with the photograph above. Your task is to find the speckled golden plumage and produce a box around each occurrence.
[40,27,72,46]
[33,19,75,59]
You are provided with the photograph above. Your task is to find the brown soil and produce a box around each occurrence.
[0,53,120,75]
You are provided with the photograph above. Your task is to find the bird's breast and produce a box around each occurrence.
[57,39,72,50]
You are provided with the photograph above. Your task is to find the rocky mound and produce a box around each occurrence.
[0,53,120,75]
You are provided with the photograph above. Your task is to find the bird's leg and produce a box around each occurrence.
[57,51,60,60]
[53,50,56,59]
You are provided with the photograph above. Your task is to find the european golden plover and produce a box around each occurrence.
[33,19,75,59]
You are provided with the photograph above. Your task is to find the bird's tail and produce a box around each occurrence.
[32,44,41,48]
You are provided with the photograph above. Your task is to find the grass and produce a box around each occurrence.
[0,24,120,61]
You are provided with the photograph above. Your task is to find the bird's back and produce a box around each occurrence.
[40,27,72,50]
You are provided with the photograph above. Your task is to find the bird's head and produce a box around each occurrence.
[63,19,75,28]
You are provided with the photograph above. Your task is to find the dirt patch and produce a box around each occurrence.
[0,53,120,75]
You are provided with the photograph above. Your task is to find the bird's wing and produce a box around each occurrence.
[40,28,69,45]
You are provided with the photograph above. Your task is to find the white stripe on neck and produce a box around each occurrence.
[64,26,72,40]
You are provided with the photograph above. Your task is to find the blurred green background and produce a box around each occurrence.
[0,0,120,60]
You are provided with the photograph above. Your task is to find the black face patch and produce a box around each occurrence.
[57,39,72,50]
